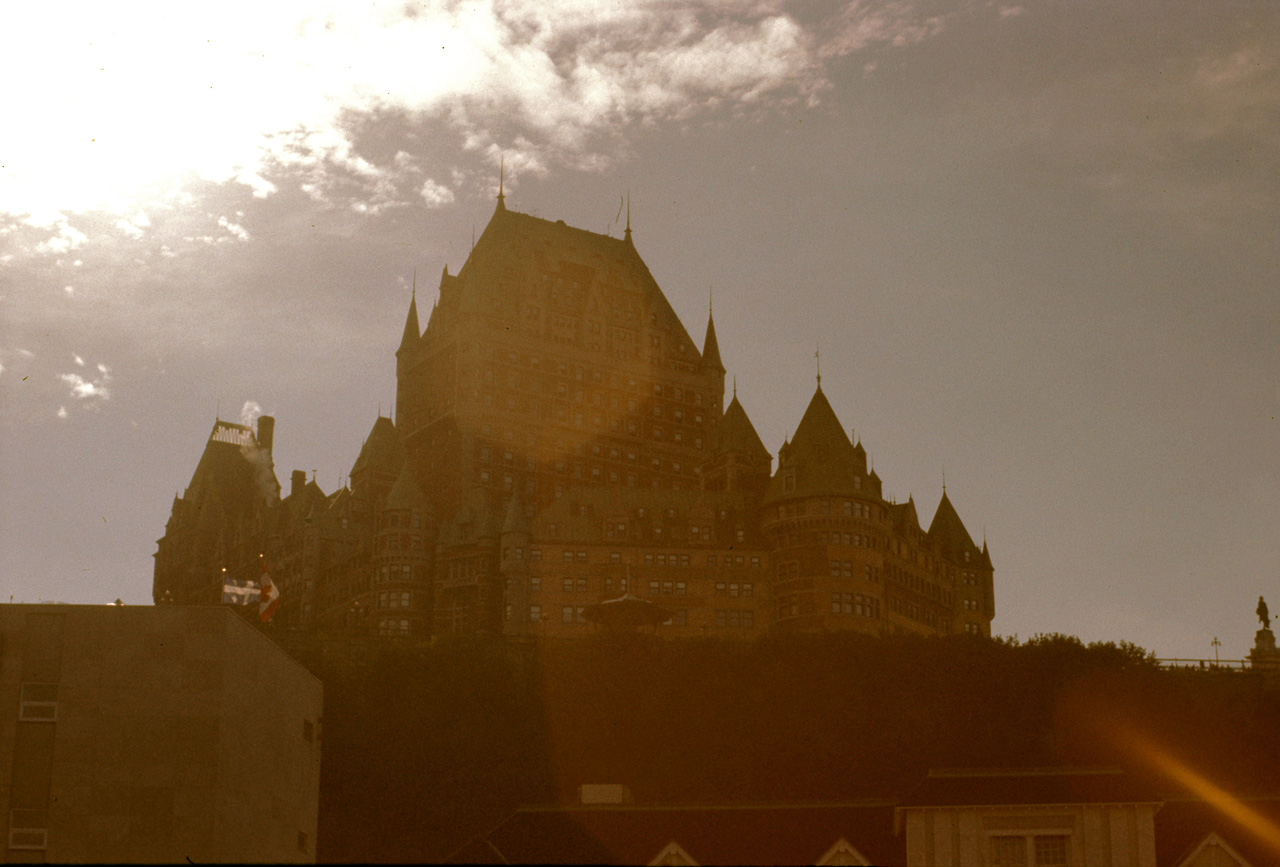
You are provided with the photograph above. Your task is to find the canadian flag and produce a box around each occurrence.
[258,559,280,622]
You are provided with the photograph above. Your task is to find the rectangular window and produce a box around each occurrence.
[530,605,541,622]
[649,581,659,596]
[576,551,588,562]
[715,582,726,596]
[743,610,754,628]
[676,582,686,596]
[576,578,588,593]
[1034,835,1069,867]
[530,576,541,592]
[662,581,673,595]
[19,683,58,722]
[715,610,727,628]
[562,607,574,623]
[708,555,717,567]
[990,837,1026,867]
[563,579,574,593]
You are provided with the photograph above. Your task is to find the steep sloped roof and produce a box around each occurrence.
[927,491,978,557]
[718,394,771,465]
[502,493,530,535]
[701,311,725,373]
[385,462,427,511]
[351,416,403,478]
[435,204,705,362]
[397,291,420,355]
[765,386,861,500]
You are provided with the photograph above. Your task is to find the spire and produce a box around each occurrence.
[397,281,420,355]
[624,192,631,243]
[733,375,737,399]
[496,155,506,210]
[815,343,822,389]
[701,306,725,373]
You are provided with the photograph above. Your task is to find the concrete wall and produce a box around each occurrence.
[0,605,321,864]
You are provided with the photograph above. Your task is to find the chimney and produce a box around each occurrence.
[291,470,306,499]
[256,415,275,453]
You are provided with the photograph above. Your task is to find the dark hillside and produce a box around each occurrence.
[284,632,1280,863]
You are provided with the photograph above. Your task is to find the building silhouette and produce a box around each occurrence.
[154,191,995,641]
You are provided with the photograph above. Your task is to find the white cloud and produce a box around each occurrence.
[59,360,112,405]
[421,178,456,208]
[60,372,108,400]
[57,406,68,419]
[217,216,250,242]
[2,0,939,235]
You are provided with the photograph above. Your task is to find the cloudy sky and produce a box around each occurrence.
[2,0,1277,658]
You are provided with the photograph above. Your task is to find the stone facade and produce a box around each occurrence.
[154,194,996,641]
[0,604,321,863]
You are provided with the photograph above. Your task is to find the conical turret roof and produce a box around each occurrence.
[397,292,420,354]
[719,394,770,464]
[701,311,725,373]
[765,386,862,500]
[927,490,978,557]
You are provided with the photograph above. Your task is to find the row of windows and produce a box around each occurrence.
[820,531,872,547]
[375,565,415,582]
[377,618,411,636]
[479,468,698,491]
[829,561,880,582]
[714,582,754,597]
[487,350,709,407]
[525,550,760,568]
[377,591,412,609]
[831,592,880,619]
[714,609,755,628]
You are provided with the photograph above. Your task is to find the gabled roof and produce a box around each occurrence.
[351,416,404,479]
[927,491,978,558]
[718,394,771,465]
[765,387,862,500]
[448,803,902,866]
[1154,796,1280,867]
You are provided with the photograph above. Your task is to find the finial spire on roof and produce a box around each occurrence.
[497,155,505,209]
[942,466,946,494]
[815,343,822,388]
[733,375,737,399]
[624,192,632,243]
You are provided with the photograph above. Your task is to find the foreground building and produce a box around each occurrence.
[449,769,1280,866]
[154,190,996,641]
[0,604,322,863]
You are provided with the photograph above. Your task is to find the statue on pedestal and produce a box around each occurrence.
[1250,595,1278,671]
